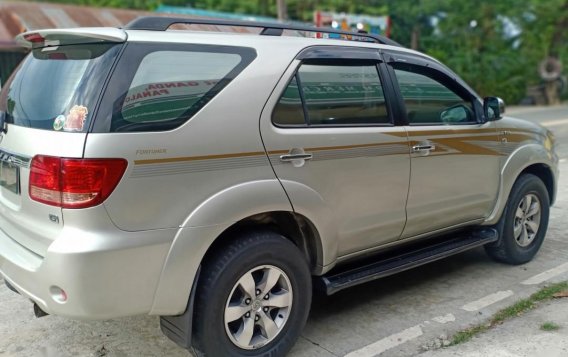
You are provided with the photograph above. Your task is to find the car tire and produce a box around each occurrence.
[485,174,550,265]
[192,231,312,357]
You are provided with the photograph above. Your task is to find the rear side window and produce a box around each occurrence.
[272,61,390,126]
[94,43,256,132]
[120,51,240,127]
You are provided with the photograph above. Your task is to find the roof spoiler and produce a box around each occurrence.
[16,28,127,49]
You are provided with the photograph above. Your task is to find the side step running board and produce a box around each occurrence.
[318,228,498,295]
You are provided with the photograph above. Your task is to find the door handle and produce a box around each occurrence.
[411,144,436,153]
[280,153,313,162]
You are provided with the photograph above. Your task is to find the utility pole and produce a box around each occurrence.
[277,0,288,21]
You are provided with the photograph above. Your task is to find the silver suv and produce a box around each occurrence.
[0,17,559,357]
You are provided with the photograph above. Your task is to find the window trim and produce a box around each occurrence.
[294,72,311,126]
[296,45,383,61]
[388,61,481,127]
[271,56,395,129]
[86,43,127,133]
[385,51,485,127]
[91,42,257,133]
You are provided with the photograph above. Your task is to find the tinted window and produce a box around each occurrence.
[112,50,242,132]
[272,62,389,126]
[272,76,305,125]
[0,44,120,132]
[394,67,475,125]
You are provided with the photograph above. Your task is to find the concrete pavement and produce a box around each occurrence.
[419,298,568,357]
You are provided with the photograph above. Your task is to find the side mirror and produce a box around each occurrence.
[483,97,505,121]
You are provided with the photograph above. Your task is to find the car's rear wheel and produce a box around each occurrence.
[485,174,550,265]
[193,231,311,357]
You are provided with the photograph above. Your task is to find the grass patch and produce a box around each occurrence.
[449,281,568,346]
[449,325,488,346]
[540,322,560,331]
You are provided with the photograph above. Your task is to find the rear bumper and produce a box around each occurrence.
[0,214,176,320]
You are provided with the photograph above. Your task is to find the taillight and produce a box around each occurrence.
[29,156,127,209]
[23,33,45,43]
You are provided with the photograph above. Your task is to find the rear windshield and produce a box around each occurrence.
[0,43,121,132]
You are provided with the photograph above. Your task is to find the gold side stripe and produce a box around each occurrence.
[384,131,407,137]
[134,150,273,165]
[405,128,497,136]
[133,144,408,165]
[306,141,408,152]
[404,127,541,137]
[134,128,536,165]
[434,139,500,156]
[508,128,546,136]
[506,133,534,142]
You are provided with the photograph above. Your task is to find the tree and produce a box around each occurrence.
[520,0,568,104]
[31,0,568,104]
[411,0,539,103]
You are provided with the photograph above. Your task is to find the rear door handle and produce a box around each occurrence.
[280,153,313,162]
[411,144,436,153]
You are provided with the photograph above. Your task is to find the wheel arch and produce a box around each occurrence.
[151,178,333,316]
[519,163,555,204]
[203,211,324,275]
[485,143,558,225]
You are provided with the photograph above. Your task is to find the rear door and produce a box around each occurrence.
[0,35,123,256]
[260,46,410,257]
[384,51,500,238]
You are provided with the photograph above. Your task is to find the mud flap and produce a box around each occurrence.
[159,267,200,349]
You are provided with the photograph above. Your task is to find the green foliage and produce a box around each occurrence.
[519,0,568,86]
[34,0,567,104]
[419,0,530,103]
[36,0,161,10]
[540,321,561,331]
[449,323,487,346]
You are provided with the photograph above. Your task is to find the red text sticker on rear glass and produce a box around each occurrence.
[64,105,88,132]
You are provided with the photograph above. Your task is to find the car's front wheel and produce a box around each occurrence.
[485,173,550,265]
[193,231,312,357]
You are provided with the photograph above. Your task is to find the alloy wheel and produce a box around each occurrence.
[513,193,541,247]
[224,265,293,350]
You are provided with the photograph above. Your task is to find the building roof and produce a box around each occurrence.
[0,1,274,51]
[0,1,154,50]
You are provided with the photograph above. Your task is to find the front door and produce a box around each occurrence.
[260,47,410,258]
[385,54,500,238]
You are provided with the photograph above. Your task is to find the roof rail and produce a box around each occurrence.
[125,16,402,47]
